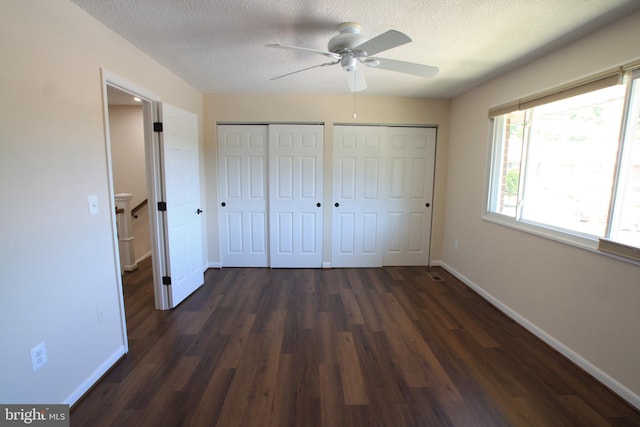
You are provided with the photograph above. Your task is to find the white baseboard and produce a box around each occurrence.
[135,251,151,264]
[207,262,222,269]
[322,262,332,269]
[65,345,125,406]
[438,262,640,411]
[122,263,138,272]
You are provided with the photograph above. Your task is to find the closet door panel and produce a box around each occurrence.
[383,127,436,266]
[269,124,324,268]
[332,126,385,267]
[218,125,269,267]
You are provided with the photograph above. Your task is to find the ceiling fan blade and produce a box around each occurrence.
[270,61,339,81]
[353,30,411,56]
[344,68,367,92]
[366,57,439,78]
[266,43,340,59]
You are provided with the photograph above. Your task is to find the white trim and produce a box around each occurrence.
[101,70,160,103]
[101,69,171,311]
[100,69,129,354]
[135,251,152,264]
[121,263,138,272]
[65,346,125,406]
[439,261,640,411]
[482,213,597,250]
[482,213,640,267]
[208,262,222,269]
[322,262,332,269]
[148,102,170,310]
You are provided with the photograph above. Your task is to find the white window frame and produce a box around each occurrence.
[483,66,640,265]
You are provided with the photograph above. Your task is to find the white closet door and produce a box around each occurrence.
[217,125,269,267]
[269,124,324,268]
[332,126,385,267]
[384,127,436,266]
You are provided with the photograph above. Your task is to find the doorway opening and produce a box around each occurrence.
[101,71,172,356]
[105,85,156,326]
[106,85,151,272]
[102,69,206,327]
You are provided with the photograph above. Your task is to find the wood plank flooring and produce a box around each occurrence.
[71,259,640,426]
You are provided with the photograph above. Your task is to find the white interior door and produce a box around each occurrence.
[161,104,205,308]
[332,126,385,267]
[269,124,324,268]
[217,125,269,267]
[384,127,436,265]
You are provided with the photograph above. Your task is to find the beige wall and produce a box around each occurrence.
[444,12,640,407]
[109,105,146,207]
[203,93,451,265]
[0,0,202,404]
[108,105,151,260]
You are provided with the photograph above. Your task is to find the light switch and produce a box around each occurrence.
[88,195,99,215]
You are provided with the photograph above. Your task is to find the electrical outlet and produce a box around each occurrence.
[31,342,48,372]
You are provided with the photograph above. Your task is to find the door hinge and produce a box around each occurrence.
[162,276,171,285]
[153,122,163,132]
[157,201,167,211]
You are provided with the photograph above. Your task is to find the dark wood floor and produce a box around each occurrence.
[71,259,640,426]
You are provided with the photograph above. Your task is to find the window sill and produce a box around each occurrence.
[481,213,640,267]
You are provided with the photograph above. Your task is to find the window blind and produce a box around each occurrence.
[598,239,640,262]
[488,59,640,119]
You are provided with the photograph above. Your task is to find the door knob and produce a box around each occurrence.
[317,202,321,207]
[425,203,430,208]
[196,209,203,214]
[334,202,340,207]
[221,202,226,207]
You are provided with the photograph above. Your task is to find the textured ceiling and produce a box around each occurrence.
[71,0,640,98]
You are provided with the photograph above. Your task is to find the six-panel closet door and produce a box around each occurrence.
[269,125,324,268]
[217,124,324,268]
[332,125,436,268]
[217,125,269,267]
[218,124,435,268]
[332,126,386,267]
[383,127,436,266]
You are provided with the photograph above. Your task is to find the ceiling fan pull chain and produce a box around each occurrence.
[353,72,358,119]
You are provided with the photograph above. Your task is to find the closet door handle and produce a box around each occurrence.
[425,203,430,208]
[196,208,203,214]
[316,202,321,207]
[221,202,226,207]
[334,202,340,207]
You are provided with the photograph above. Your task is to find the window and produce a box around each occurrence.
[487,68,640,259]
[609,76,640,247]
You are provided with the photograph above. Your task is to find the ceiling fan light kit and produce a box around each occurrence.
[340,55,358,72]
[267,22,439,93]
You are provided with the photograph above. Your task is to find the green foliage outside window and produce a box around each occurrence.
[504,169,519,196]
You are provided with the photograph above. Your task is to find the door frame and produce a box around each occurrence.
[101,70,172,336]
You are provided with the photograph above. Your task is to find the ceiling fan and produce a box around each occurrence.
[266,22,438,92]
